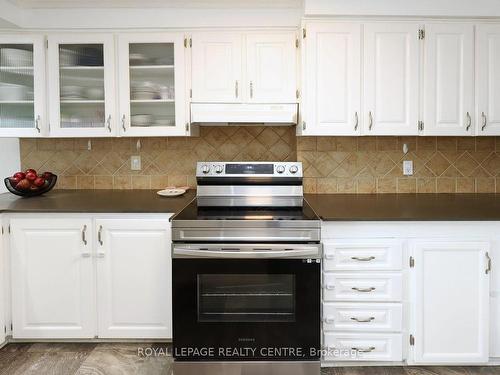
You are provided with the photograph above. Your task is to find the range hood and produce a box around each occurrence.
[190,103,298,125]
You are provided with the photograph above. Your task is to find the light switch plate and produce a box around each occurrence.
[403,160,413,176]
[131,155,141,171]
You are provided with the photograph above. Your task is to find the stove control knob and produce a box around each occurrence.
[289,165,299,174]
[276,165,285,174]
[215,165,224,174]
[201,165,211,174]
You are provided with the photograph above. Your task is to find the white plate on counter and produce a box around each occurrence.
[157,188,186,197]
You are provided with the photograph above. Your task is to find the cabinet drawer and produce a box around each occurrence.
[323,332,403,362]
[323,303,402,332]
[323,239,403,271]
[323,273,402,302]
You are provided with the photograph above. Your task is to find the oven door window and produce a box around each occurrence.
[197,274,295,323]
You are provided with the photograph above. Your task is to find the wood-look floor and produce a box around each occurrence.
[0,343,498,375]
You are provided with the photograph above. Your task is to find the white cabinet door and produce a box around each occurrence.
[47,34,116,137]
[10,217,95,338]
[191,32,242,103]
[246,33,297,103]
[303,23,361,135]
[411,241,490,364]
[117,33,187,136]
[0,35,47,137]
[423,24,474,136]
[476,24,500,136]
[363,23,419,135]
[96,217,172,338]
[0,216,5,346]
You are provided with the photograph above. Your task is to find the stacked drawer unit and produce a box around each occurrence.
[322,239,404,363]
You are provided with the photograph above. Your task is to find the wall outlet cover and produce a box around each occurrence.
[403,160,413,176]
[131,155,142,171]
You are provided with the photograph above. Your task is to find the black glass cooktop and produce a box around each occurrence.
[173,199,319,221]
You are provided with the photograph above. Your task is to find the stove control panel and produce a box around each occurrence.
[196,162,303,178]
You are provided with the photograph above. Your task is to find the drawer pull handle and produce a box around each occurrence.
[324,253,335,260]
[352,287,376,293]
[352,346,376,353]
[350,316,375,323]
[325,284,335,290]
[351,256,375,261]
[324,317,335,324]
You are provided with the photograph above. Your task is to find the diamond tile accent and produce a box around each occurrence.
[20,134,500,193]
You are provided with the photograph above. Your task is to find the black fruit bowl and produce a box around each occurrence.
[4,175,57,197]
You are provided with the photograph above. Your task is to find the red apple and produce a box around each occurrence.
[25,168,37,175]
[9,176,21,185]
[26,171,37,181]
[13,172,25,180]
[16,178,31,191]
[34,177,45,187]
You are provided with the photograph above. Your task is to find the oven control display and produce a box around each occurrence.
[225,163,274,174]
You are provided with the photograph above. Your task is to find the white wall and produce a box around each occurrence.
[304,0,500,17]
[0,139,21,194]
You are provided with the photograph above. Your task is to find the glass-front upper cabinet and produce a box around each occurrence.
[117,33,187,136]
[0,35,46,137]
[48,34,116,137]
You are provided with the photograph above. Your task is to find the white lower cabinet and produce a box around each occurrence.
[96,218,172,338]
[410,241,490,364]
[10,217,95,338]
[0,215,6,345]
[10,215,172,339]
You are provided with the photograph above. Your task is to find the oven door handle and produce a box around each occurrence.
[173,247,320,259]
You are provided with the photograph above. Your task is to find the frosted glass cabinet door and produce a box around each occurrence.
[48,34,116,137]
[0,35,46,137]
[117,33,187,136]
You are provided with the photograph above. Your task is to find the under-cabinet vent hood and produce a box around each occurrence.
[190,103,298,125]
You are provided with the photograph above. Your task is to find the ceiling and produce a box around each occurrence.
[8,0,302,9]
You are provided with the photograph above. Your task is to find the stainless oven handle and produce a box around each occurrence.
[173,247,320,259]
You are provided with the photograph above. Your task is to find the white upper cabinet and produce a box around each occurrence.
[191,32,243,103]
[303,22,361,135]
[411,241,490,364]
[423,24,474,136]
[0,35,46,137]
[363,23,420,135]
[246,33,297,103]
[96,218,172,339]
[117,33,187,136]
[476,24,500,136]
[10,217,95,339]
[48,34,116,137]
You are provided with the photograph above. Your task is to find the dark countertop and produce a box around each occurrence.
[304,193,500,221]
[1,190,499,221]
[0,189,196,214]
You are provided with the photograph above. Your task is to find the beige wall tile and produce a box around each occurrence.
[113,176,132,190]
[436,178,456,193]
[456,178,475,193]
[356,177,376,193]
[397,178,416,193]
[316,178,337,194]
[132,176,151,189]
[303,178,317,193]
[475,177,495,193]
[76,176,95,189]
[297,137,317,151]
[417,178,437,193]
[94,176,113,190]
[57,176,77,189]
[377,177,397,193]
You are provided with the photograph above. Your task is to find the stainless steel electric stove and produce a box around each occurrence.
[170,162,321,375]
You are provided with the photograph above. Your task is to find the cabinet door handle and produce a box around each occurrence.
[482,112,487,131]
[354,112,359,131]
[324,316,335,324]
[121,114,126,132]
[82,225,87,245]
[235,81,239,99]
[35,115,41,133]
[466,112,471,131]
[368,111,373,131]
[351,256,376,262]
[324,253,335,260]
[106,115,112,133]
[486,252,492,274]
[97,252,105,258]
[352,346,376,353]
[350,316,375,323]
[352,287,376,293]
[324,284,335,290]
[81,252,91,258]
[98,225,103,246]
[250,81,253,99]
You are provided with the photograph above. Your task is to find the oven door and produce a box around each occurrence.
[172,244,321,361]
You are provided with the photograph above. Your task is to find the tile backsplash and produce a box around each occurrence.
[20,130,500,193]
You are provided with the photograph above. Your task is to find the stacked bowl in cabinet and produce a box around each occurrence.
[322,239,404,363]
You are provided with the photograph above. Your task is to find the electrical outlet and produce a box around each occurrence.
[131,155,141,171]
[403,160,413,176]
